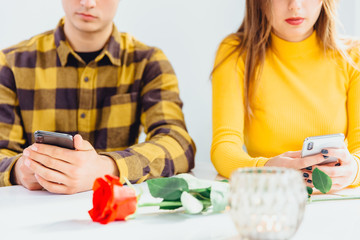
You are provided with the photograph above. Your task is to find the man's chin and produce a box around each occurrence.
[75,24,103,34]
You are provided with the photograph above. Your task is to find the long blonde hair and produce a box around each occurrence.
[213,0,354,116]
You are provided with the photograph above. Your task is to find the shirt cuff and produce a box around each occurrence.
[99,152,128,184]
[3,155,22,186]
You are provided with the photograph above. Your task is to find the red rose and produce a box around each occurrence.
[88,175,137,224]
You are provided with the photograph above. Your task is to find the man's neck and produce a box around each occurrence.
[64,22,113,52]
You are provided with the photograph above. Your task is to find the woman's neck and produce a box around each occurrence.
[272,28,314,42]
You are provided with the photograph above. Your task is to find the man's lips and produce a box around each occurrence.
[77,12,97,20]
[285,18,304,25]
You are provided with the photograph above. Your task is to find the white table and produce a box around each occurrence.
[1,161,360,240]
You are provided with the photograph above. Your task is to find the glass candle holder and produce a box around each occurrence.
[229,167,307,240]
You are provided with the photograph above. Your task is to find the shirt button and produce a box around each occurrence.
[84,77,89,82]
[80,113,86,118]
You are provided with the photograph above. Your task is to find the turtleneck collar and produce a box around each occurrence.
[270,30,322,59]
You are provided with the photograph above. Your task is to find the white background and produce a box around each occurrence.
[0,0,359,165]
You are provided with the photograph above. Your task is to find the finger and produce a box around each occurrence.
[74,134,93,151]
[301,169,313,186]
[24,148,71,173]
[315,162,339,167]
[18,167,38,184]
[305,179,314,188]
[294,154,327,169]
[283,151,302,158]
[17,162,42,190]
[18,156,35,173]
[23,182,43,191]
[329,175,349,186]
[302,165,313,171]
[35,174,71,194]
[17,156,39,184]
[25,157,69,185]
[30,144,75,163]
[321,148,347,163]
[315,165,347,178]
[301,170,312,179]
[18,170,40,188]
[330,184,344,191]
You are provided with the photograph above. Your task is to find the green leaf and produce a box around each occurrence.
[175,174,213,189]
[306,186,313,199]
[147,178,189,201]
[312,168,332,194]
[181,191,203,214]
[210,181,230,213]
[189,187,211,199]
[307,186,313,195]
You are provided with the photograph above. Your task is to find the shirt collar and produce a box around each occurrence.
[54,18,121,67]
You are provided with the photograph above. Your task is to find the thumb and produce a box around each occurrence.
[283,150,302,158]
[74,134,94,151]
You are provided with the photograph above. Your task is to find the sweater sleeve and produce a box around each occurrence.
[347,46,360,188]
[211,39,268,179]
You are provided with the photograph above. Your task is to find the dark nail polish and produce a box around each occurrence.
[323,155,329,159]
[307,179,312,183]
[335,163,341,166]
[305,166,312,171]
[321,149,328,154]
[303,173,309,178]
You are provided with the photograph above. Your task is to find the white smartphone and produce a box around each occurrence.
[301,133,345,164]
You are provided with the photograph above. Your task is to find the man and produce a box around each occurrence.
[0,0,195,194]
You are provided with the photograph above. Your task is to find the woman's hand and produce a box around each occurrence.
[303,147,357,191]
[265,150,328,187]
[265,150,326,169]
[266,148,358,191]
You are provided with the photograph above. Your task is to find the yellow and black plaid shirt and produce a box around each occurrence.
[0,19,195,186]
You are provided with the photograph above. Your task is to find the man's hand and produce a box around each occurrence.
[11,155,43,190]
[23,134,119,194]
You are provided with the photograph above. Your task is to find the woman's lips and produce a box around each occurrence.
[285,18,304,25]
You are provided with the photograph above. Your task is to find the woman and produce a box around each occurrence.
[211,0,360,190]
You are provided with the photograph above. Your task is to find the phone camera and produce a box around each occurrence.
[37,135,44,143]
[307,142,313,150]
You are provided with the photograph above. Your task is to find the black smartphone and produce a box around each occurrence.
[34,130,75,149]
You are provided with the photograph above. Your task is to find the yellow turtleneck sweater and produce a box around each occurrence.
[211,31,360,187]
